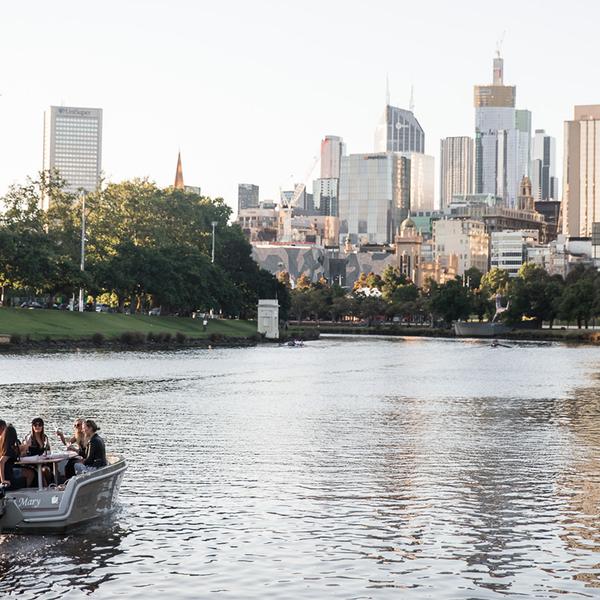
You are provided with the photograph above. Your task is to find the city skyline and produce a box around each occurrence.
[0,0,598,213]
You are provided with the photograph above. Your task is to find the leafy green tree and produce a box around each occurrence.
[481,267,509,295]
[426,279,472,326]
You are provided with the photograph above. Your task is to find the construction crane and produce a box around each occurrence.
[280,154,319,209]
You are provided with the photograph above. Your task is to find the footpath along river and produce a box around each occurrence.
[0,335,600,598]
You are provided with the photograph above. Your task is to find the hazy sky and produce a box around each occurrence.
[1,0,598,213]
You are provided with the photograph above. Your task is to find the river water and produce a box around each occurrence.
[1,336,600,599]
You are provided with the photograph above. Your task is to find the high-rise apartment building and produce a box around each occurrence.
[440,137,474,208]
[562,105,600,237]
[42,106,102,206]
[531,129,558,201]
[238,184,259,212]
[313,178,339,217]
[320,135,345,179]
[474,55,531,206]
[338,153,410,245]
[374,106,425,154]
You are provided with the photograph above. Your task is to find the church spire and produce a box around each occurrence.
[174,151,184,189]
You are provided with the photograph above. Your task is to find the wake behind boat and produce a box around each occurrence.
[0,453,126,533]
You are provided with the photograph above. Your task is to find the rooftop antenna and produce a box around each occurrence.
[409,85,415,113]
[386,73,390,106]
[496,30,506,58]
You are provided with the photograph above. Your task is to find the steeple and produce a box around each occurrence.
[174,151,184,190]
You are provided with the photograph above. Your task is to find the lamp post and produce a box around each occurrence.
[211,221,218,263]
[78,192,86,312]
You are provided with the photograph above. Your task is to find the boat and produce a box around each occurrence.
[454,321,513,337]
[0,454,126,533]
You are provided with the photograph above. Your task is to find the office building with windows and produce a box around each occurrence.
[440,137,474,208]
[42,105,102,206]
[474,55,531,207]
[338,152,410,245]
[563,105,600,237]
[531,130,558,201]
[491,230,540,276]
[406,152,435,211]
[238,183,259,212]
[320,135,345,179]
[313,178,339,216]
[374,105,425,154]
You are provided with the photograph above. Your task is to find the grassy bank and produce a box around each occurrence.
[0,308,257,340]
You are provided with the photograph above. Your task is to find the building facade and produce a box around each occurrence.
[490,230,539,276]
[42,105,102,205]
[432,218,489,275]
[562,105,600,237]
[238,183,259,212]
[406,152,435,211]
[313,178,339,216]
[374,105,425,154]
[440,137,474,209]
[338,153,410,245]
[474,55,531,207]
[320,135,345,179]
[531,129,558,201]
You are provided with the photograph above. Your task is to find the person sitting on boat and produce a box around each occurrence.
[56,418,86,454]
[0,424,34,489]
[23,418,52,486]
[56,418,87,479]
[74,420,107,474]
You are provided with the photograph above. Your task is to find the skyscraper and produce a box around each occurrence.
[474,54,531,206]
[407,153,435,211]
[440,137,474,208]
[374,105,425,154]
[531,129,558,201]
[320,135,345,179]
[562,105,600,237]
[238,184,259,212]
[42,105,102,205]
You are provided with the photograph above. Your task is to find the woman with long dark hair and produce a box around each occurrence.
[23,417,51,485]
[74,420,107,474]
[0,424,33,489]
[24,417,51,456]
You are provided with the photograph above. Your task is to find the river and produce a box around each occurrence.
[0,336,600,598]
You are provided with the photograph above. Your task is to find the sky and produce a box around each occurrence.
[0,0,599,214]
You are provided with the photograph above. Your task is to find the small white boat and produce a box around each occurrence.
[0,454,126,533]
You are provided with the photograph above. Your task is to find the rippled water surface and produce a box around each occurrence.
[1,336,600,598]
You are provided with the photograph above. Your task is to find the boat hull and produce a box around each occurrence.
[454,321,513,337]
[0,455,126,533]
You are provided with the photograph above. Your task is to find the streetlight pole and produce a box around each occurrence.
[211,221,218,264]
[78,192,86,312]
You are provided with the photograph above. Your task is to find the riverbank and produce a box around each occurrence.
[0,308,318,352]
[305,323,600,344]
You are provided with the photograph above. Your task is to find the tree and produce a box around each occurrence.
[480,267,509,295]
[426,279,472,326]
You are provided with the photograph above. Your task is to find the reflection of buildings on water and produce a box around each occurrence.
[553,386,600,589]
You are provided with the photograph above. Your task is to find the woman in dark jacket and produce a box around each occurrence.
[75,420,107,474]
[0,425,33,489]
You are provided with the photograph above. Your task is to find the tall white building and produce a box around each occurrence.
[491,230,539,277]
[440,137,473,209]
[563,105,600,237]
[474,55,531,207]
[531,130,558,201]
[320,135,345,179]
[43,106,102,205]
[405,152,435,211]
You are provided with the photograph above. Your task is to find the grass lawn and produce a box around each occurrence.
[0,308,257,340]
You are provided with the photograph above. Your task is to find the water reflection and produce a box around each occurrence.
[0,338,599,598]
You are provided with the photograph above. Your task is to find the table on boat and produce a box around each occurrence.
[17,451,79,489]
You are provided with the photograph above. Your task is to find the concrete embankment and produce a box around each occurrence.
[301,323,600,344]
